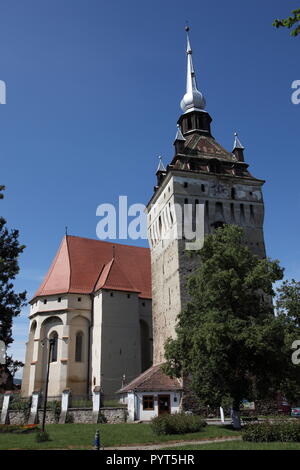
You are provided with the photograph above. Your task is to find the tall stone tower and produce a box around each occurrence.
[147,28,266,364]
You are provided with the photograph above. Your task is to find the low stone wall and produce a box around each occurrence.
[66,409,93,424]
[37,410,58,424]
[101,407,127,424]
[7,411,27,425]
[6,407,127,425]
[66,407,127,424]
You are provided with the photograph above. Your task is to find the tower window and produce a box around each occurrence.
[183,182,188,188]
[187,117,192,130]
[127,294,131,299]
[184,198,188,204]
[43,299,47,305]
[231,188,236,200]
[50,332,58,362]
[195,199,199,205]
[110,292,114,297]
[75,332,83,362]
[58,297,61,303]
[77,297,81,302]
[201,184,205,192]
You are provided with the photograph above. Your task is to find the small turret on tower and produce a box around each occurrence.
[232,132,245,162]
[173,124,186,153]
[154,156,166,190]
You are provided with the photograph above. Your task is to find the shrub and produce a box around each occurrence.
[35,431,50,442]
[243,420,300,442]
[151,413,207,435]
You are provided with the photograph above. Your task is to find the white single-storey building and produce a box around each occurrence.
[118,364,184,421]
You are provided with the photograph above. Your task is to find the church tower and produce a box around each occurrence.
[147,28,266,364]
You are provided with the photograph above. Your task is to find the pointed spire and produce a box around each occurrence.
[233,132,245,150]
[232,132,245,162]
[155,156,167,189]
[174,124,186,153]
[180,26,206,114]
[174,124,186,142]
[156,156,166,173]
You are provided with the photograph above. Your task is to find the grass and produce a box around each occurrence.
[163,440,300,450]
[0,423,240,450]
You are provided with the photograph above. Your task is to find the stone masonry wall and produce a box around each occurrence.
[6,407,127,425]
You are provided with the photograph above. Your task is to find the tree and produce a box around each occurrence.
[163,225,300,427]
[0,187,26,391]
[274,279,300,401]
[273,8,300,37]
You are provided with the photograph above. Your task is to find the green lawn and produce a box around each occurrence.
[0,423,239,450]
[163,441,300,450]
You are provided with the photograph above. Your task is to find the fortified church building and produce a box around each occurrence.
[21,237,152,398]
[22,28,267,418]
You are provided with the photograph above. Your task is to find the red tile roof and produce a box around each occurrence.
[118,364,183,393]
[32,235,151,301]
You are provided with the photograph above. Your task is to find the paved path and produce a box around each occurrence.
[104,436,242,450]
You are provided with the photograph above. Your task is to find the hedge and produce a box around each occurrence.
[151,413,207,435]
[243,420,300,442]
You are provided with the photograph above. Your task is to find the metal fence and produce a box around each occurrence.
[38,395,62,409]
[8,393,31,411]
[69,395,93,409]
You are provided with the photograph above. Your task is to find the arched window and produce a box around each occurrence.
[50,331,58,362]
[75,332,83,362]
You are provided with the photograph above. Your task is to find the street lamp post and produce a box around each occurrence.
[41,337,55,433]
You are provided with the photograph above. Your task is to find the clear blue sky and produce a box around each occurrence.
[0,0,299,371]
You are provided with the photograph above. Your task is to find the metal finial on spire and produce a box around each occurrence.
[65,226,68,236]
[157,155,166,172]
[233,132,245,150]
[180,26,206,114]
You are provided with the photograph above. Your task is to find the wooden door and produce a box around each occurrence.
[158,394,170,415]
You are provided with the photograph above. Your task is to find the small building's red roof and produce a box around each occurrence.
[32,235,151,301]
[118,364,183,393]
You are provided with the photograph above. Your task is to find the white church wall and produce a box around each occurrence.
[100,290,142,398]
[29,294,91,318]
[68,315,90,395]
[91,291,103,393]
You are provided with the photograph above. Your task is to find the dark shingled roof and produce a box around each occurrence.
[117,364,183,393]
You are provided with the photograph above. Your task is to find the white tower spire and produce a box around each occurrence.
[180,26,206,114]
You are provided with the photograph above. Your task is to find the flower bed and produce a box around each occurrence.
[0,424,39,434]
